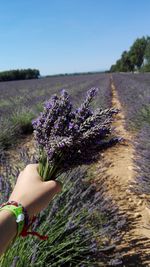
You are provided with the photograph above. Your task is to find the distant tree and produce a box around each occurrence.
[0,69,40,82]
[110,64,117,72]
[129,37,147,70]
[145,37,150,62]
[120,51,134,72]
[110,59,122,72]
[142,37,150,71]
[110,36,149,72]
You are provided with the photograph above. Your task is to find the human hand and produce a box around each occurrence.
[9,164,62,218]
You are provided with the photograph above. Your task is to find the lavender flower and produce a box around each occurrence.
[33,88,119,180]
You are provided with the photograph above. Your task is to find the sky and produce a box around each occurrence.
[0,0,150,75]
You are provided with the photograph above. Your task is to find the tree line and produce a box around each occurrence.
[110,36,150,72]
[0,69,40,81]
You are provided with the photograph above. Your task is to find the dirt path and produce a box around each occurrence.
[6,135,35,166]
[0,135,35,180]
[94,77,150,266]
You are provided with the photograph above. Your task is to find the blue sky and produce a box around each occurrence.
[0,0,150,75]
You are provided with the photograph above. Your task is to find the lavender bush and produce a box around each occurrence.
[112,73,150,196]
[132,123,150,196]
[112,73,150,131]
[33,88,119,181]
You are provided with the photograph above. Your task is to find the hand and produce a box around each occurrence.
[9,164,62,218]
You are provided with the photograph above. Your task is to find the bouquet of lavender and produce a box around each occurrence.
[33,88,119,181]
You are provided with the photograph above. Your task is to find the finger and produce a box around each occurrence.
[17,170,24,181]
[44,180,63,194]
[25,163,39,172]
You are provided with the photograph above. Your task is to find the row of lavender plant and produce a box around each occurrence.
[0,74,111,149]
[0,74,111,117]
[112,73,150,196]
[0,149,127,266]
[133,123,150,196]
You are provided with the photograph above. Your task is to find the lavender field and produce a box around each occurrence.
[1,74,124,266]
[1,73,150,266]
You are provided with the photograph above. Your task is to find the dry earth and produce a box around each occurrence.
[1,77,150,266]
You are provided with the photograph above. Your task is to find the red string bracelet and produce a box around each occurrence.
[20,215,48,240]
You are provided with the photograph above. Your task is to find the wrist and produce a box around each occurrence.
[0,209,18,255]
[0,209,17,237]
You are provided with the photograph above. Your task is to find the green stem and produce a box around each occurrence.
[38,149,64,181]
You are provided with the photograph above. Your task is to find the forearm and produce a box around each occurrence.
[0,210,17,255]
[0,164,62,256]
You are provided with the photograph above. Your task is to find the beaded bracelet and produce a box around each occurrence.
[0,201,29,236]
[0,201,48,240]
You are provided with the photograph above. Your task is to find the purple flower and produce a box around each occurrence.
[33,88,119,180]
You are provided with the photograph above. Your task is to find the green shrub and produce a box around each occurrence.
[0,109,36,149]
[34,103,44,113]
[0,119,18,148]
[0,99,11,108]
[11,110,35,134]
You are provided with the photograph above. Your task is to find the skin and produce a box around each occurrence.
[0,164,62,255]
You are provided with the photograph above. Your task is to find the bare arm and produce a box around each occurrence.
[0,164,62,256]
[0,210,17,255]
